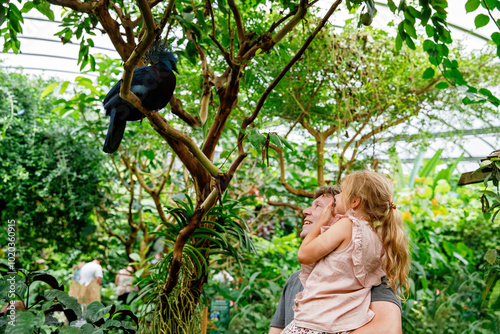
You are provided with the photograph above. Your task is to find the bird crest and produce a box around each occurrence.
[145,39,175,63]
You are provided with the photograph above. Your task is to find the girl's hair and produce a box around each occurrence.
[340,170,410,298]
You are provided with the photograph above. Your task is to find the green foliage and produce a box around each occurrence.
[0,69,106,258]
[133,194,255,333]
[0,270,138,333]
[205,233,301,333]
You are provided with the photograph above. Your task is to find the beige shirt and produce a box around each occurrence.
[293,210,385,333]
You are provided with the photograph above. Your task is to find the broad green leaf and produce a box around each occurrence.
[491,32,500,45]
[269,133,283,149]
[436,82,449,89]
[484,0,497,9]
[5,311,44,334]
[45,289,82,319]
[405,36,416,50]
[422,67,435,79]
[425,25,435,37]
[485,249,498,265]
[404,22,417,38]
[387,0,397,12]
[465,0,480,12]
[129,253,141,262]
[142,150,155,161]
[474,14,490,28]
[395,34,403,50]
[40,83,57,98]
[59,81,70,94]
[489,279,500,309]
[422,39,435,51]
[35,1,55,21]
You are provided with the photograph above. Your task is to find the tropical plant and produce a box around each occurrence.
[0,270,138,333]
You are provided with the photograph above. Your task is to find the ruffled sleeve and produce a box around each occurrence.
[346,209,385,288]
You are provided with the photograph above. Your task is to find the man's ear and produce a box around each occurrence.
[351,197,362,210]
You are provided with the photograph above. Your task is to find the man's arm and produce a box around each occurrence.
[96,277,102,285]
[351,301,402,334]
[269,327,284,334]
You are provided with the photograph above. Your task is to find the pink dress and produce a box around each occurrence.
[293,209,385,333]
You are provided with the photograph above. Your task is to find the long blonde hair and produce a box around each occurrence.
[341,170,410,298]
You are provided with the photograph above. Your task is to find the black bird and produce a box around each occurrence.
[102,51,178,154]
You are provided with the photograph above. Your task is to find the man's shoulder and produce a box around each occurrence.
[283,270,303,292]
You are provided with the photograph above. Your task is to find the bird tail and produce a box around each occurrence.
[103,109,127,154]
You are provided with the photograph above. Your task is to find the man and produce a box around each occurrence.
[269,186,403,334]
[79,259,103,286]
[78,259,103,306]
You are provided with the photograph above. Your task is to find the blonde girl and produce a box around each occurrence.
[282,170,410,334]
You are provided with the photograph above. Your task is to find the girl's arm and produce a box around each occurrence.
[298,202,352,264]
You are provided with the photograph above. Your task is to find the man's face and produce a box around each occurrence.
[300,194,334,239]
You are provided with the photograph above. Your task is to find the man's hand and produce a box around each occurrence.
[351,301,402,334]
[269,327,284,334]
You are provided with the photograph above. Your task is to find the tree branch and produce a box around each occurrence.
[270,143,314,198]
[226,0,246,46]
[238,0,341,149]
[268,200,302,211]
[169,96,202,127]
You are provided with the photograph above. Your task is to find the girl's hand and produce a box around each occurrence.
[318,200,335,226]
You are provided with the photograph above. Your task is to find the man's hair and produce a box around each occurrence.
[314,185,340,199]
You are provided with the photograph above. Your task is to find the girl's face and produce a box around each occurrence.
[334,192,347,215]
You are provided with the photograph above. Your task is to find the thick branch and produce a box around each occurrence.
[46,0,91,12]
[272,0,308,44]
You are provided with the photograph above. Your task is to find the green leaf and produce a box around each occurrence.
[422,39,435,51]
[32,273,63,290]
[45,289,82,319]
[485,249,498,265]
[75,77,99,95]
[420,149,443,178]
[129,253,141,262]
[59,81,70,94]
[387,0,397,12]
[404,22,417,39]
[491,32,500,45]
[465,0,480,12]
[436,82,449,89]
[395,34,403,50]
[40,83,57,98]
[489,279,500,309]
[6,311,45,334]
[475,14,490,28]
[484,0,497,9]
[422,67,435,79]
[142,150,155,161]
[425,25,435,37]
[247,128,266,151]
[59,327,84,334]
[405,36,416,50]
[268,133,283,149]
[35,1,55,21]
